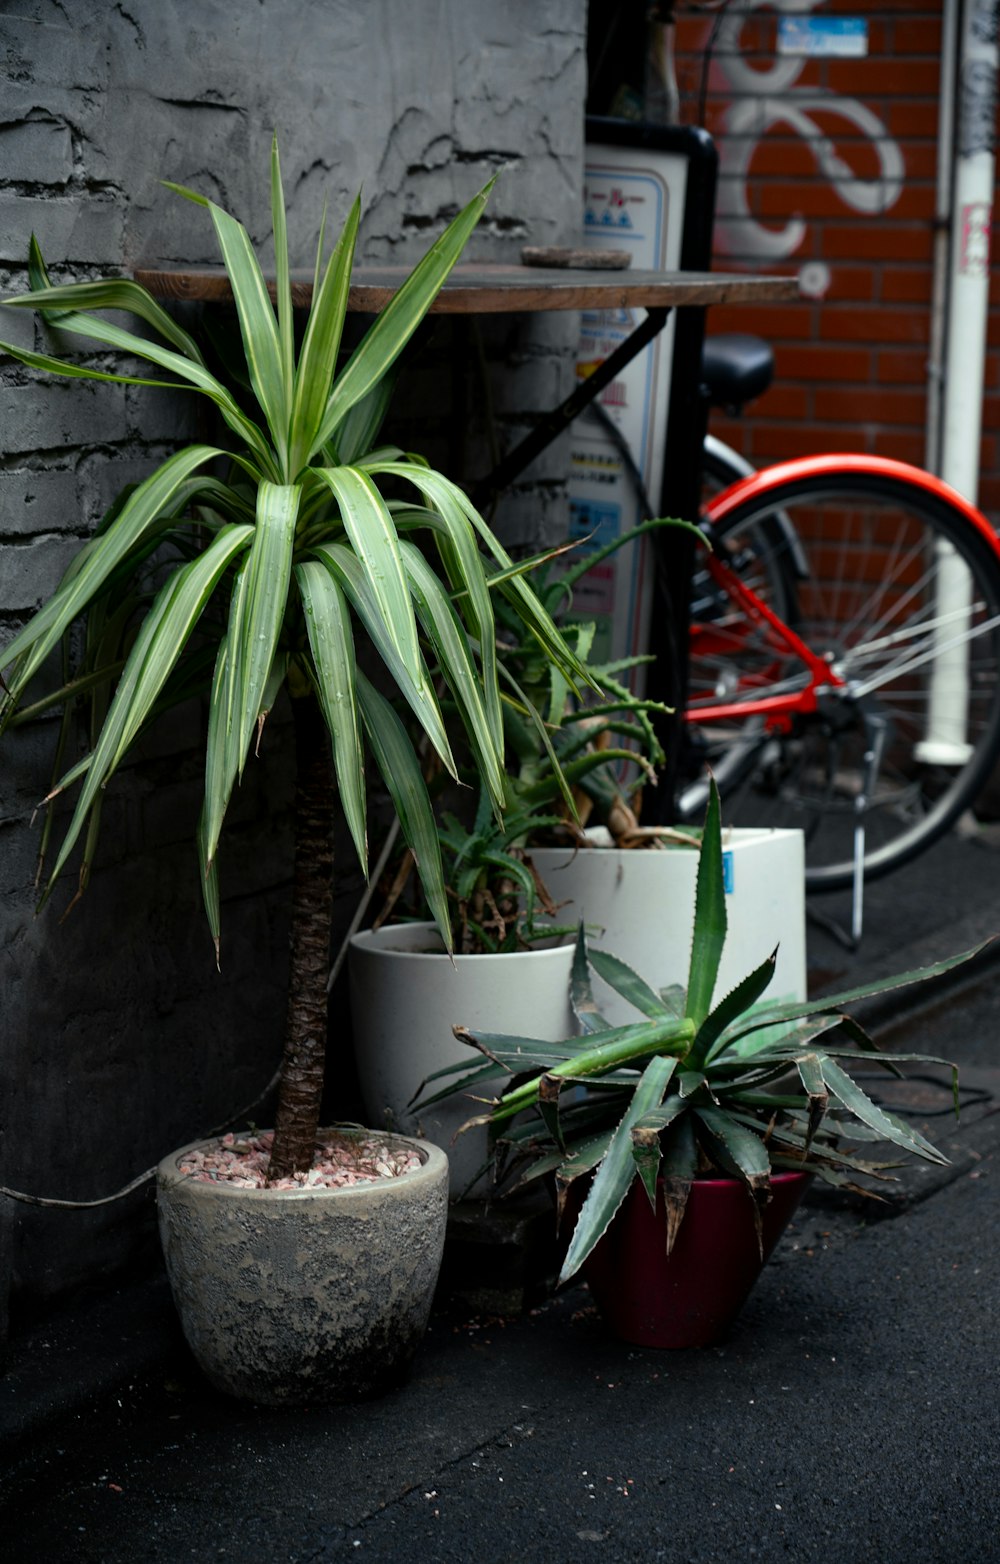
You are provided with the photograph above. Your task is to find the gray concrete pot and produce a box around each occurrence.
[157,1130,448,1405]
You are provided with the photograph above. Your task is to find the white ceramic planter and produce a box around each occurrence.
[532,828,807,1024]
[348,924,576,1195]
[157,1130,448,1405]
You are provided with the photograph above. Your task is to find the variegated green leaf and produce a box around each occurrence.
[317,179,495,447]
[355,669,451,948]
[201,636,241,878]
[363,461,501,750]
[314,466,423,680]
[498,666,578,820]
[399,539,506,815]
[197,804,222,966]
[295,560,367,874]
[1,445,222,709]
[313,540,455,776]
[290,194,360,476]
[331,367,397,466]
[42,524,253,896]
[0,310,275,469]
[3,270,204,361]
[200,197,291,471]
[270,135,294,406]
[222,482,299,784]
[425,477,598,691]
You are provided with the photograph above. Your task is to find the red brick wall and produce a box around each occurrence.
[672,1,1000,521]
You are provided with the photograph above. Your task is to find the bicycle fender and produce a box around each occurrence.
[703,453,1000,556]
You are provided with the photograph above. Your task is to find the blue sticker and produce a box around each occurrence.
[777,17,868,58]
[723,851,734,895]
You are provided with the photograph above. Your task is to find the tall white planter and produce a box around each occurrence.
[532,828,807,1024]
[348,924,576,1196]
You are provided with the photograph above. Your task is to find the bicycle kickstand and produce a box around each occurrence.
[806,704,888,953]
[848,707,889,946]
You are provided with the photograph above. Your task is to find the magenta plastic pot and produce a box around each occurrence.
[571,1171,810,1349]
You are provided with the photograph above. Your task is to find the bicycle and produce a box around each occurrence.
[590,330,1000,938]
[670,333,1000,936]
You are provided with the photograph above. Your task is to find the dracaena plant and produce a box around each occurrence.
[0,138,587,1183]
[419,779,977,1284]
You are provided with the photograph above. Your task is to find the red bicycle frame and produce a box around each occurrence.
[684,452,1000,736]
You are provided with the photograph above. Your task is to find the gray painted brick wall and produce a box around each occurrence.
[0,0,587,1340]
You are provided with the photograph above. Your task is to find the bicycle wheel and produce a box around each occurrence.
[679,454,1000,891]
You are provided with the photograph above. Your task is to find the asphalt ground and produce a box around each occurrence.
[2,824,1000,1564]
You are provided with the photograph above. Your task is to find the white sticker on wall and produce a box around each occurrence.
[777,17,868,58]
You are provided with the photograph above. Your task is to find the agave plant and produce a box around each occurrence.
[0,139,588,1181]
[419,779,978,1283]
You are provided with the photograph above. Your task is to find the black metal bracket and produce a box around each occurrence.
[471,305,671,510]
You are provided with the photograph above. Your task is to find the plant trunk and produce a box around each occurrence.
[266,693,334,1184]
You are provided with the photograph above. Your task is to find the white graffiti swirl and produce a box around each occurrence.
[710,0,905,258]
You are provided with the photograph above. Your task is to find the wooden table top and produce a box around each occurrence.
[133,263,801,314]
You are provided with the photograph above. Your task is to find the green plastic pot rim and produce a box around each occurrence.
[157,1128,448,1204]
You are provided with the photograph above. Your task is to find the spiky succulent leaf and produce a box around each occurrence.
[685,777,726,1027]
[570,922,610,1035]
[587,945,676,1021]
[559,1053,676,1284]
[431,781,969,1256]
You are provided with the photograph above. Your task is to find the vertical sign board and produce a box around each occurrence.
[566,142,690,687]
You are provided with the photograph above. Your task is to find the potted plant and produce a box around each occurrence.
[523,528,808,1024]
[0,141,588,1402]
[418,779,979,1348]
[348,581,675,1193]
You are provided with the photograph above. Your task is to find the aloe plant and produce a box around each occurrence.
[388,530,698,953]
[420,779,979,1282]
[0,140,588,1181]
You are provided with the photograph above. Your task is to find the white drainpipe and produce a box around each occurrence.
[918,0,998,765]
[924,0,960,478]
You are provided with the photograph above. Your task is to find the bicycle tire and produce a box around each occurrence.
[679,454,1000,891]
